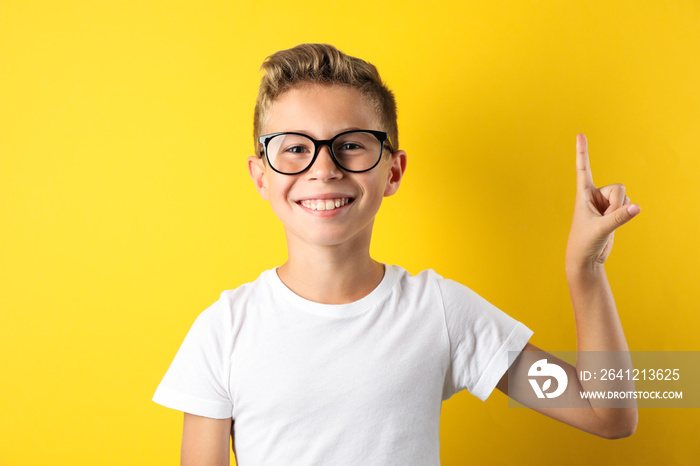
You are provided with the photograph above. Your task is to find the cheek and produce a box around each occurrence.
[360,174,389,205]
[371,167,392,197]
[267,178,297,206]
[267,187,294,224]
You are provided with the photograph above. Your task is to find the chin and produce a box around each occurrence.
[287,227,371,249]
[304,234,354,247]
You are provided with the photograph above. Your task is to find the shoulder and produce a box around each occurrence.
[192,269,276,332]
[390,265,516,325]
[389,265,445,287]
[387,265,444,300]
[389,265,476,303]
[388,265,485,318]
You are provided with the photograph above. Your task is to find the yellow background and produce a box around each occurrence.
[1,0,698,464]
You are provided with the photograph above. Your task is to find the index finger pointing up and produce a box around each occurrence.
[576,133,595,192]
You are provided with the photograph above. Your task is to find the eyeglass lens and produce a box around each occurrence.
[265,132,382,174]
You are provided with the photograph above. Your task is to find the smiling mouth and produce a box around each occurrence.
[298,198,353,211]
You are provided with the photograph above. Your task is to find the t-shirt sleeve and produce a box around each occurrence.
[438,278,533,402]
[152,297,233,419]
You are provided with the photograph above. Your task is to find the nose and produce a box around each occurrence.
[307,144,342,180]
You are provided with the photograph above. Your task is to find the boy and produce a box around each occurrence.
[153,43,640,465]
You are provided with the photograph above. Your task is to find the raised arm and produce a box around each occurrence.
[181,413,232,466]
[565,134,639,356]
[497,134,640,438]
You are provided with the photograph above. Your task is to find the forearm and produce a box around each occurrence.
[509,134,639,438]
[566,265,637,436]
[566,266,628,352]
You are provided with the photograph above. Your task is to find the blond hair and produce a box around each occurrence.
[253,43,398,154]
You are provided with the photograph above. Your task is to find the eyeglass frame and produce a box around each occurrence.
[257,129,395,175]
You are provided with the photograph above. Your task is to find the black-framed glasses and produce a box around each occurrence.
[258,130,394,175]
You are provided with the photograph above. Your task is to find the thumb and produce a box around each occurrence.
[602,203,641,233]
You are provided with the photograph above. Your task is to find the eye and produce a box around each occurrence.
[338,142,363,151]
[285,145,311,154]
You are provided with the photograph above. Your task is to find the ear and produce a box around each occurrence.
[383,150,407,197]
[248,155,270,201]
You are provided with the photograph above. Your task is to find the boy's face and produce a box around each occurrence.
[248,84,406,250]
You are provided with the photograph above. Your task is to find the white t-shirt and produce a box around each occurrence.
[153,265,533,465]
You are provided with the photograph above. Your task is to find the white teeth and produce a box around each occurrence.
[300,198,349,211]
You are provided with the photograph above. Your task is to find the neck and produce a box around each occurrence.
[277,234,384,305]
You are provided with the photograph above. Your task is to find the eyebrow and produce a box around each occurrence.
[285,127,365,137]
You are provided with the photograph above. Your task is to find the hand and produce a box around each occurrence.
[565,134,641,272]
